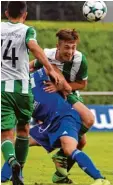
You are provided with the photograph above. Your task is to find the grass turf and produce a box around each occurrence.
[1,132,113,185]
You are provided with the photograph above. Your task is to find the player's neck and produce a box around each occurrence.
[8,17,24,24]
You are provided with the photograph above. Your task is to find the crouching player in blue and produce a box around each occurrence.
[1,68,110,185]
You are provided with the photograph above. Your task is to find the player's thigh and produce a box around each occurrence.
[73,102,94,127]
[15,93,34,125]
[49,116,80,152]
[1,92,17,130]
[30,125,53,152]
[1,129,15,143]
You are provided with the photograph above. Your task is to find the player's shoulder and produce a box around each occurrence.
[44,48,57,59]
[17,24,36,37]
[18,23,30,30]
[74,50,82,59]
[1,21,5,25]
[1,21,8,27]
[73,50,86,63]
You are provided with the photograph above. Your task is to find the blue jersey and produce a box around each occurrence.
[30,68,81,128]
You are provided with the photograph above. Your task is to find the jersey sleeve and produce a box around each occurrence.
[25,27,37,43]
[76,54,88,81]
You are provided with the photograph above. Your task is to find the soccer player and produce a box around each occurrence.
[1,67,110,185]
[1,2,61,185]
[30,28,95,183]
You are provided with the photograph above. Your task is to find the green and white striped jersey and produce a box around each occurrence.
[1,21,37,93]
[44,48,88,82]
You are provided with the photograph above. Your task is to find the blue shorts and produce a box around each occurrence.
[30,115,82,153]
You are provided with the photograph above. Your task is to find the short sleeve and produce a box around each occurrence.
[26,27,37,43]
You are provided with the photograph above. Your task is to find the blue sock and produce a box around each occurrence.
[71,149,104,180]
[1,161,12,182]
[1,161,23,182]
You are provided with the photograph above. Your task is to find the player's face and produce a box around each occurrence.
[57,40,77,62]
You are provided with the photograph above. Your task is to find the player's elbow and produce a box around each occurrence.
[82,80,87,88]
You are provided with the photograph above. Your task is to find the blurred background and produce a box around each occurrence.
[1,1,113,130]
[1,1,113,22]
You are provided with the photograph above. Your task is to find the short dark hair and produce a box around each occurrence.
[7,1,27,18]
[56,29,80,43]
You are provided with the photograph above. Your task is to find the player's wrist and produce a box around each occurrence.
[47,66,55,74]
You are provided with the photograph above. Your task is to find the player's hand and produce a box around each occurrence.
[29,67,35,72]
[48,69,62,85]
[43,81,58,93]
[29,61,35,72]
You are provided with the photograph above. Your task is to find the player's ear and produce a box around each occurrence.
[5,11,9,18]
[22,12,27,22]
[25,12,28,18]
[23,12,28,21]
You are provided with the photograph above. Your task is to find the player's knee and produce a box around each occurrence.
[62,146,77,156]
[85,112,95,128]
[61,136,78,156]
[17,123,29,137]
[1,129,14,143]
[63,147,72,156]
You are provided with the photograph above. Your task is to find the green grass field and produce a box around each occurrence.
[1,132,113,185]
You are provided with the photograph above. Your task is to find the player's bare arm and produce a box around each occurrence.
[68,80,87,91]
[27,40,60,84]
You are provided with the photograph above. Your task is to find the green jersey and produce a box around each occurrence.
[44,48,88,82]
[1,21,37,94]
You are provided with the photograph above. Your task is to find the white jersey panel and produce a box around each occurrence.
[70,51,82,81]
[1,22,29,81]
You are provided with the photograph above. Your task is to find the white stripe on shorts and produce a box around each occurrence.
[5,80,14,92]
[22,79,29,94]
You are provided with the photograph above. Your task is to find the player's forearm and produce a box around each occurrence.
[63,80,72,93]
[32,48,53,72]
[69,80,87,91]
[28,41,54,72]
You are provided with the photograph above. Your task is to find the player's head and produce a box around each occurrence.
[56,29,80,62]
[5,1,27,22]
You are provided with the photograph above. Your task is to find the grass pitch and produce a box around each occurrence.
[1,132,113,185]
